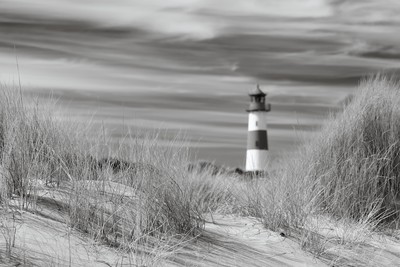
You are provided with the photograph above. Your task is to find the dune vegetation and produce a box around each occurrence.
[0,86,214,265]
[1,76,400,266]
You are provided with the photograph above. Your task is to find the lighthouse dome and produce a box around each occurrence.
[248,85,266,97]
[247,85,271,112]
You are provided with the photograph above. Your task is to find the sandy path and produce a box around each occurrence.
[169,214,325,267]
[3,201,400,266]
[0,208,121,266]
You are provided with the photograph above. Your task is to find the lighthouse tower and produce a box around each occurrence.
[246,85,271,172]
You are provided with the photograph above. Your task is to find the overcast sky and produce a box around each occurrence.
[1,0,400,167]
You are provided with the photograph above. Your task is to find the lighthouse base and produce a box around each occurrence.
[246,149,268,171]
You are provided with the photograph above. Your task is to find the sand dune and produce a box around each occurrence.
[4,205,400,266]
[0,200,326,266]
[171,214,326,267]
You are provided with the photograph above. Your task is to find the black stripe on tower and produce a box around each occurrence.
[247,130,268,150]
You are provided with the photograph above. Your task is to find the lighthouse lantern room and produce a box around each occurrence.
[245,85,271,172]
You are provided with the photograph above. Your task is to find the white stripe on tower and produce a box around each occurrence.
[248,112,267,131]
[245,85,270,172]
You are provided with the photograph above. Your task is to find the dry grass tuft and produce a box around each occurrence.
[303,75,400,223]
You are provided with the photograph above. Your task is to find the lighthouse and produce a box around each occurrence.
[245,85,271,172]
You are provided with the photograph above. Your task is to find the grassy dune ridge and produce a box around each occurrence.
[305,75,400,223]
[1,76,400,266]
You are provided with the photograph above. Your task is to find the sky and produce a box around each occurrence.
[1,0,400,167]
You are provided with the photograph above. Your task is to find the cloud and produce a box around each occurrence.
[1,0,333,39]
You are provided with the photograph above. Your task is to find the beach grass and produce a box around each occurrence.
[0,86,216,265]
[303,75,400,223]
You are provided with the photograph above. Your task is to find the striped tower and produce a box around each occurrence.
[246,85,271,172]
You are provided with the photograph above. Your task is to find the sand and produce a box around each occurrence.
[1,189,400,266]
[169,214,325,267]
[1,209,325,266]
